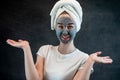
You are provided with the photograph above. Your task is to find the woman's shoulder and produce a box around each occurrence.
[37,44,57,57]
[39,44,57,50]
[76,49,89,58]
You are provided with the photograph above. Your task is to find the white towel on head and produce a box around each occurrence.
[50,0,83,32]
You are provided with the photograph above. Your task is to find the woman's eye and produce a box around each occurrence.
[67,26,74,29]
[58,26,64,29]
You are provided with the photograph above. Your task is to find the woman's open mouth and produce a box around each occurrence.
[61,35,70,41]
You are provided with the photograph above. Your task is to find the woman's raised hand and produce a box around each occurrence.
[89,51,113,64]
[6,39,29,49]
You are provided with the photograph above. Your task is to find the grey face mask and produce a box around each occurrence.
[55,15,77,44]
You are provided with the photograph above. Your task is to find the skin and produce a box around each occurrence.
[6,13,113,80]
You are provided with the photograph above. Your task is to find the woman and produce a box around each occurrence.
[6,0,113,80]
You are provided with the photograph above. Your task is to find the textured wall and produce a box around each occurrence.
[0,0,120,80]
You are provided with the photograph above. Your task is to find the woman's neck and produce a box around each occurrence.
[58,41,76,54]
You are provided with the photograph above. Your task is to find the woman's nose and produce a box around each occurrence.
[62,30,68,35]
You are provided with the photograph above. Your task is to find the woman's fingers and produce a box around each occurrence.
[90,51,113,64]
[95,51,102,56]
[97,56,113,64]
[18,39,24,42]
[6,39,22,47]
[6,39,17,45]
[6,39,29,48]
[101,57,113,63]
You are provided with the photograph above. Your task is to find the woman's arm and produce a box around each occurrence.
[6,39,43,80]
[35,55,44,80]
[73,57,94,80]
[73,51,113,80]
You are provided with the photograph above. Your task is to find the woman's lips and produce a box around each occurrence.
[61,35,70,41]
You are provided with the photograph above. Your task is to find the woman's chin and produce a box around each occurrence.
[60,38,71,44]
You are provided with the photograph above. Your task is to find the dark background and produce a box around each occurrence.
[0,0,120,80]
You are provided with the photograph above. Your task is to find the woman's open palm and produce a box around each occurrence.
[6,39,29,49]
[90,51,113,64]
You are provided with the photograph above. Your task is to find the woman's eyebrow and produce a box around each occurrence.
[68,23,74,25]
[57,23,63,25]
[57,23,74,25]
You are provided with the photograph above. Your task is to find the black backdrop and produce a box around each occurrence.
[0,0,120,80]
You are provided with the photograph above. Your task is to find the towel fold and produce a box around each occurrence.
[50,0,83,32]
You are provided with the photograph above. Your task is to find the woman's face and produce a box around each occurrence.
[55,14,77,44]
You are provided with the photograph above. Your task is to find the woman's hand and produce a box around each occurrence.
[89,51,113,64]
[6,39,29,49]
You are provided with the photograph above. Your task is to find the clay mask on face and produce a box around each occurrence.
[55,15,77,44]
